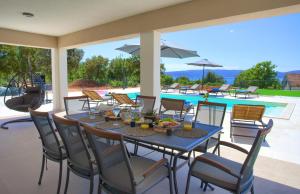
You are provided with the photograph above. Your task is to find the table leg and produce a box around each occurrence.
[172,155,179,194]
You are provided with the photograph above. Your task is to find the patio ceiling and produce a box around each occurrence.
[1,0,300,48]
[0,0,189,36]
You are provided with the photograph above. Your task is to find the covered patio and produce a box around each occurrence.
[1,0,300,194]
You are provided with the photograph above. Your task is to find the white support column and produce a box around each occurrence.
[140,31,161,108]
[51,48,68,112]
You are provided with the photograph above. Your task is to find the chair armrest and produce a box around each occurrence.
[142,158,168,178]
[218,141,249,154]
[195,156,240,178]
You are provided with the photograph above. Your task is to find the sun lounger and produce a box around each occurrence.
[111,93,137,108]
[235,86,258,98]
[207,84,231,96]
[82,90,112,107]
[179,84,201,94]
[161,83,180,93]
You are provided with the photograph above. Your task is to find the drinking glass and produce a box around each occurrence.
[183,116,193,130]
[112,106,121,126]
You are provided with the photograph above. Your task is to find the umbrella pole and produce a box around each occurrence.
[201,66,205,90]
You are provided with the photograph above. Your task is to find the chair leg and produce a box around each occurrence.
[200,181,203,188]
[64,168,70,194]
[89,176,94,194]
[203,182,214,191]
[251,185,254,194]
[98,178,102,194]
[168,175,173,194]
[38,155,45,185]
[57,160,63,194]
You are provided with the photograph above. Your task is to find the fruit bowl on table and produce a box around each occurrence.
[122,118,144,125]
[157,118,181,128]
[154,118,181,133]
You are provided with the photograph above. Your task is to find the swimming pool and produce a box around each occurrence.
[127,92,287,118]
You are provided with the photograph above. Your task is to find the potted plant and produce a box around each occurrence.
[203,93,209,102]
[143,109,157,122]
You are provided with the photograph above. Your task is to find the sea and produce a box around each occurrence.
[165,69,300,84]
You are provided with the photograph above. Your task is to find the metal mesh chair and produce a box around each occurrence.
[64,96,90,115]
[193,101,227,156]
[83,124,173,194]
[136,95,156,114]
[52,115,97,194]
[230,104,265,141]
[29,109,66,194]
[186,119,273,194]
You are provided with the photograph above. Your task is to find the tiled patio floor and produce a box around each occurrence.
[1,88,300,193]
[0,120,299,194]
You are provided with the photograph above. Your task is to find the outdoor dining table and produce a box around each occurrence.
[64,112,222,194]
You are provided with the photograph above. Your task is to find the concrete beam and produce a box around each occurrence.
[0,28,57,48]
[59,0,300,48]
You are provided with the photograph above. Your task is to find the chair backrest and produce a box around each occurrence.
[84,125,135,193]
[232,104,265,122]
[29,109,61,156]
[53,115,92,172]
[240,119,273,186]
[219,84,230,91]
[111,93,135,105]
[247,86,258,93]
[159,98,185,118]
[136,95,156,114]
[64,96,90,115]
[170,83,179,89]
[190,84,200,90]
[82,90,103,101]
[194,101,227,127]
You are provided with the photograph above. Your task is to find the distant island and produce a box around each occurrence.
[165,69,300,84]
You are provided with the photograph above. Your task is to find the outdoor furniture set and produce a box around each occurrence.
[30,93,272,194]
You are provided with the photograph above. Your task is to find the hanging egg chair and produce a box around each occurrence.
[1,72,45,129]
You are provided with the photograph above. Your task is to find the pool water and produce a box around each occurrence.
[127,92,287,117]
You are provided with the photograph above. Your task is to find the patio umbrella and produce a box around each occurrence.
[187,59,223,89]
[116,41,200,59]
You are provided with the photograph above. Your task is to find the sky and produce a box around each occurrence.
[81,13,300,72]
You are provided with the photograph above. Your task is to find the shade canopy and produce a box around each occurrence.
[187,59,222,67]
[187,59,223,89]
[116,41,199,59]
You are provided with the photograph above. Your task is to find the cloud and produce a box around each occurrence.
[229,29,235,33]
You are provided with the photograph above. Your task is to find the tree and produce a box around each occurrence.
[81,55,109,84]
[175,76,192,85]
[161,74,174,85]
[234,61,280,88]
[0,45,52,84]
[67,49,84,82]
[203,71,225,85]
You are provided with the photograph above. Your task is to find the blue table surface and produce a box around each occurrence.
[67,112,222,152]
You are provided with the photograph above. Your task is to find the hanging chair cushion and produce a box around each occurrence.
[25,87,41,93]
[5,87,43,112]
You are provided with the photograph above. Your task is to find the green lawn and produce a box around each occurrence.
[257,89,300,97]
